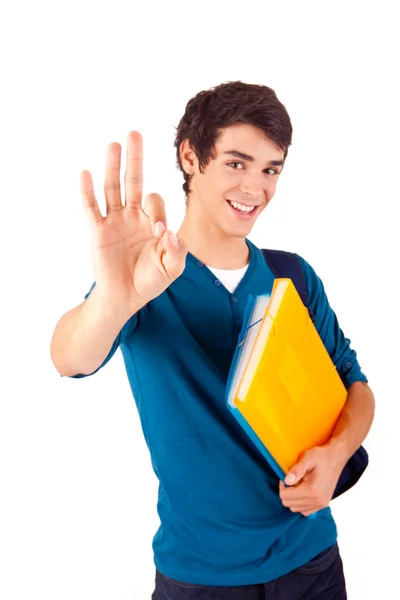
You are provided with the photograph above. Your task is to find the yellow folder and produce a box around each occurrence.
[226,278,348,479]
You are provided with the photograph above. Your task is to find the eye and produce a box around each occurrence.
[227,161,244,170]
[227,162,281,175]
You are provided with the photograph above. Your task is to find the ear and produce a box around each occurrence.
[180,139,197,176]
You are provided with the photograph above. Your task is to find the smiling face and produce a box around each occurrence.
[180,123,285,239]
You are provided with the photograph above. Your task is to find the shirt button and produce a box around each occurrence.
[345,361,352,369]
[235,319,242,327]
[197,261,204,268]
[232,296,238,303]
[215,280,221,286]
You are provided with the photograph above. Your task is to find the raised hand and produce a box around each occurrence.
[80,131,188,315]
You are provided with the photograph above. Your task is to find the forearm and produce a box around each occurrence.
[50,286,139,377]
[325,381,375,465]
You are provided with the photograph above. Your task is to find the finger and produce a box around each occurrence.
[282,499,313,508]
[289,505,310,512]
[301,509,319,517]
[280,483,309,502]
[280,479,303,495]
[291,506,316,515]
[104,142,123,214]
[160,231,188,279]
[80,170,104,226]
[285,457,314,485]
[143,193,167,237]
[124,131,143,210]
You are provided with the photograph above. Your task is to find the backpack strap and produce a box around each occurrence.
[261,249,316,322]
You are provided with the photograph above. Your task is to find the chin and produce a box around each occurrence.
[223,223,255,238]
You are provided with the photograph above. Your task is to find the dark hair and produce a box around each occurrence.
[173,80,293,204]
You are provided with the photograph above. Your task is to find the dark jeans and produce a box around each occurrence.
[151,542,346,599]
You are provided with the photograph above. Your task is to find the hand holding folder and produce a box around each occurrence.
[225,278,349,513]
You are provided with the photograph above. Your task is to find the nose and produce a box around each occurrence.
[240,172,265,198]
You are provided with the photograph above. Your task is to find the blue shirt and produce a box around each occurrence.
[69,237,368,586]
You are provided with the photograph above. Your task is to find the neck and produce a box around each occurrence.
[177,203,250,269]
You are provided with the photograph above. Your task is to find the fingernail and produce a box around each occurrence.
[286,474,296,484]
[154,221,166,237]
[170,232,178,247]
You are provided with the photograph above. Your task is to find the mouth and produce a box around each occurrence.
[226,198,260,219]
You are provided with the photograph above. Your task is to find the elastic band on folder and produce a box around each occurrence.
[238,310,277,347]
[238,317,263,346]
[267,310,277,337]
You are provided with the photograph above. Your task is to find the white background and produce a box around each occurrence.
[1,1,399,598]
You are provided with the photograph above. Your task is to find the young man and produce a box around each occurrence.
[50,81,375,599]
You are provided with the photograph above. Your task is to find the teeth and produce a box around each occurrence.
[229,200,255,212]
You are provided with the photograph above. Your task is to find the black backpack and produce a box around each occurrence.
[262,248,369,499]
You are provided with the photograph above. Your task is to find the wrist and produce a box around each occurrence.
[324,437,351,470]
[88,285,137,325]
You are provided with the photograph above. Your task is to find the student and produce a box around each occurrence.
[50,81,375,599]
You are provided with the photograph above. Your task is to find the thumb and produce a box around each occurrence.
[285,455,312,485]
[161,230,188,278]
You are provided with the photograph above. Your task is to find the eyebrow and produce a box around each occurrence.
[223,150,285,167]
